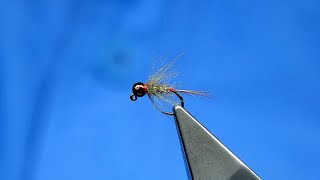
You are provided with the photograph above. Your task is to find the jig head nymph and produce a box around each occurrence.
[130,54,208,115]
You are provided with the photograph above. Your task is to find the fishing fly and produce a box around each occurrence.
[130,54,208,115]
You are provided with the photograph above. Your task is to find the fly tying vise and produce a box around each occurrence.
[129,55,261,180]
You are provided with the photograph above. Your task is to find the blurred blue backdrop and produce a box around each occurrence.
[0,0,319,179]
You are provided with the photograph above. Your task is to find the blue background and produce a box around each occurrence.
[1,0,319,179]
